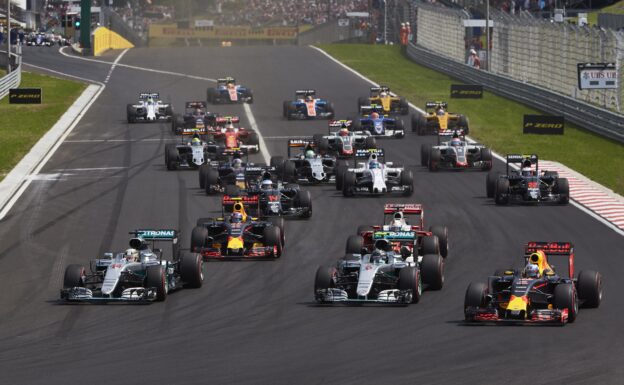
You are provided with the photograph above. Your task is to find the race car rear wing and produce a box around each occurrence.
[128,229,180,260]
[180,127,209,135]
[355,148,385,159]
[524,241,574,278]
[437,129,465,144]
[425,101,448,110]
[222,196,260,217]
[185,101,207,109]
[287,138,315,158]
[217,77,235,85]
[359,105,388,116]
[370,86,390,95]
[372,230,416,241]
[506,154,539,174]
[329,119,352,129]
[383,203,424,229]
[244,165,278,182]
[139,92,160,99]
[295,89,316,97]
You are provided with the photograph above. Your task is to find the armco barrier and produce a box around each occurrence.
[406,43,624,143]
[0,48,22,100]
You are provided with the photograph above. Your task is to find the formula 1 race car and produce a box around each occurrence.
[26,32,53,46]
[165,129,215,170]
[411,102,469,135]
[314,236,444,305]
[198,155,255,195]
[353,203,449,258]
[486,154,569,205]
[60,230,203,303]
[353,105,405,138]
[126,92,173,123]
[170,101,231,135]
[190,199,283,259]
[421,130,492,171]
[207,77,253,104]
[336,148,413,197]
[211,120,260,153]
[270,139,347,184]
[464,241,602,324]
[283,90,335,120]
[357,86,409,115]
[313,120,376,158]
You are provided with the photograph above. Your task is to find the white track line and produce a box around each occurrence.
[310,45,624,237]
[59,46,217,82]
[243,103,270,164]
[64,138,177,143]
[22,62,102,84]
[104,48,129,83]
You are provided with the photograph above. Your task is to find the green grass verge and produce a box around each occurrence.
[319,44,624,195]
[587,0,624,25]
[0,71,86,181]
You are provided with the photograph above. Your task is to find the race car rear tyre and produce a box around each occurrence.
[399,98,409,115]
[191,226,209,252]
[357,96,369,111]
[428,149,441,172]
[145,265,167,301]
[165,106,173,117]
[335,167,346,191]
[63,264,85,288]
[345,235,364,254]
[357,225,373,235]
[270,156,285,176]
[247,132,260,147]
[480,148,493,171]
[314,135,329,153]
[296,190,312,218]
[395,118,405,133]
[225,185,240,197]
[398,267,422,304]
[486,171,499,198]
[420,144,431,167]
[283,160,296,183]
[464,282,488,314]
[555,177,570,205]
[205,168,220,195]
[429,226,449,258]
[326,102,335,119]
[342,172,357,197]
[458,115,470,135]
[282,101,290,118]
[364,136,377,149]
[166,144,179,170]
[314,266,336,293]
[196,217,213,226]
[495,178,510,205]
[421,235,440,256]
[352,120,362,132]
[245,89,254,104]
[263,226,282,258]
[126,104,136,124]
[207,88,216,103]
[268,217,285,246]
[180,252,203,288]
[400,170,414,196]
[286,104,297,120]
[199,164,211,189]
[421,254,444,290]
[544,171,559,179]
[577,270,602,308]
[554,283,578,323]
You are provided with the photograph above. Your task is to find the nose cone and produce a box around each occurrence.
[506,295,528,312]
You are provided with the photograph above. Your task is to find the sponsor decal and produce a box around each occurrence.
[577,63,617,90]
[373,231,415,239]
[9,88,42,104]
[450,84,483,99]
[523,115,564,135]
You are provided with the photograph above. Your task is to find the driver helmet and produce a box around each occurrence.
[147,97,154,104]
[391,212,405,229]
[436,107,445,116]
[521,159,533,176]
[261,179,273,190]
[339,128,349,137]
[371,112,380,119]
[525,263,540,278]
[231,212,243,223]
[379,91,388,98]
[125,248,139,262]
[305,149,315,159]
[450,138,462,146]
[191,134,201,145]
[226,123,235,132]
[232,158,243,168]
[369,160,380,169]
[305,95,314,102]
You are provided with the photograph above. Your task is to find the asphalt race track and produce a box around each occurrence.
[1,46,623,385]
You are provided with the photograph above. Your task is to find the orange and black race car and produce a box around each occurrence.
[411,102,470,135]
[464,242,602,325]
[357,86,409,115]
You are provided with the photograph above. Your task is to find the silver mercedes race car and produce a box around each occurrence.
[60,230,203,303]
[336,148,413,197]
[126,92,173,123]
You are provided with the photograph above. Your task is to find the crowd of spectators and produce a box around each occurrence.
[112,1,174,37]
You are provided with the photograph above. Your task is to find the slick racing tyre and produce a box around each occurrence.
[296,190,312,218]
[464,282,488,319]
[486,171,500,198]
[555,178,570,205]
[398,267,422,304]
[205,168,220,195]
[554,283,578,323]
[191,226,208,252]
[495,178,510,205]
[199,164,211,189]
[63,264,85,289]
[421,254,444,290]
[166,144,179,170]
[480,148,493,171]
[429,226,449,258]
[342,172,357,197]
[421,144,431,167]
[428,149,441,171]
[145,265,168,301]
[421,235,440,256]
[314,266,336,293]
[577,270,602,308]
[180,252,203,288]
[263,226,282,257]
[345,235,364,254]
[268,217,285,246]
[400,170,414,197]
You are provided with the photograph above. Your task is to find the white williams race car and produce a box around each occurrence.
[336,148,413,197]
[127,92,173,123]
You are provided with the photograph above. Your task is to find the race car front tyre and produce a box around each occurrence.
[400,170,414,196]
[555,177,570,205]
[180,252,203,288]
[342,172,357,197]
[421,254,444,290]
[364,136,377,149]
[480,148,493,171]
[577,270,602,308]
[399,97,409,115]
[421,235,440,256]
[429,226,449,258]
[268,217,285,245]
[345,235,364,254]
[335,167,346,191]
[198,164,211,189]
[428,149,441,171]
[126,104,136,124]
[145,265,167,301]
[207,88,216,103]
[357,96,369,111]
[205,169,220,195]
[314,266,336,294]
[486,171,499,198]
[420,144,431,167]
[166,144,179,170]
[263,226,282,257]
[495,178,510,205]
[191,226,209,252]
[464,282,488,318]
[458,115,470,135]
[395,118,405,133]
[296,190,312,218]
[246,132,260,148]
[554,283,578,323]
[270,155,285,175]
[245,89,254,104]
[283,160,296,183]
[63,264,85,289]
[398,267,422,304]
[282,101,290,118]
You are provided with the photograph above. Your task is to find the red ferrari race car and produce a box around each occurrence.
[464,241,602,325]
[211,120,260,153]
